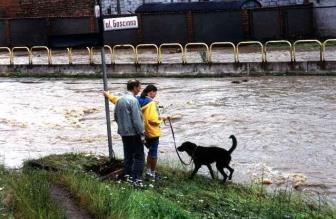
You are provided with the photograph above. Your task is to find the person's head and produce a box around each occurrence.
[127,79,141,95]
[141,84,157,99]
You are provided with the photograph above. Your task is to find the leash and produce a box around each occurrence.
[167,117,194,166]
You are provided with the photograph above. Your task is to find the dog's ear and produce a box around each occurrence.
[180,141,189,146]
[190,142,197,147]
[184,141,197,148]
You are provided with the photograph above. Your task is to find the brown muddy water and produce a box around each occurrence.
[0,77,335,202]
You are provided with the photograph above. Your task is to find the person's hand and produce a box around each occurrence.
[102,91,109,97]
[140,135,146,145]
[160,115,171,121]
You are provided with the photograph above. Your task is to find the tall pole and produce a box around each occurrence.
[117,0,121,15]
[96,0,114,159]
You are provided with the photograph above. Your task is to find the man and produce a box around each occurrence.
[113,79,145,183]
[104,84,170,180]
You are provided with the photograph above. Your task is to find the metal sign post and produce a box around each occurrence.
[95,1,139,159]
[96,1,114,159]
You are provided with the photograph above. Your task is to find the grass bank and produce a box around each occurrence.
[0,165,65,218]
[1,153,335,218]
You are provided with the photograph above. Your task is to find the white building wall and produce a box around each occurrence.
[102,0,307,15]
[260,0,304,7]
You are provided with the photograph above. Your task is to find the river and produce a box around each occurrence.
[0,76,335,202]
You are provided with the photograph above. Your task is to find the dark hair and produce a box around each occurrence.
[127,79,140,91]
[141,84,157,97]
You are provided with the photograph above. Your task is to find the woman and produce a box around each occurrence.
[104,84,168,179]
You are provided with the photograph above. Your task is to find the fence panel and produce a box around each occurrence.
[285,7,314,39]
[2,5,336,48]
[10,19,48,46]
[193,11,244,43]
[141,13,188,44]
[252,9,281,40]
[49,17,92,35]
[314,7,336,38]
[0,21,7,46]
[104,29,139,45]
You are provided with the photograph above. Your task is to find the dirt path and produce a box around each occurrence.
[50,185,93,219]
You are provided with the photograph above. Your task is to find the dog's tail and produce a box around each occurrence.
[228,135,237,154]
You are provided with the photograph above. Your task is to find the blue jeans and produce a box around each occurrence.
[145,137,159,159]
[121,135,144,181]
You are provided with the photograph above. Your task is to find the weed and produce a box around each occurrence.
[199,50,208,63]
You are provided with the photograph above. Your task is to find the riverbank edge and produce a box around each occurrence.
[1,61,336,78]
[1,153,336,218]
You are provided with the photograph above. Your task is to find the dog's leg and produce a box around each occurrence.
[227,165,234,180]
[190,164,201,179]
[206,164,215,179]
[216,163,228,183]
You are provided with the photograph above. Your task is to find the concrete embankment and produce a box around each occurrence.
[1,61,336,77]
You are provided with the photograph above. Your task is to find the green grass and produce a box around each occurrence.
[0,165,11,218]
[0,164,66,218]
[150,166,336,218]
[54,172,191,218]
[1,154,336,218]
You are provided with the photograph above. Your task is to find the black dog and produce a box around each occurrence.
[177,135,237,182]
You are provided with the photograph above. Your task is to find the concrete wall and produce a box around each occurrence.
[1,62,336,78]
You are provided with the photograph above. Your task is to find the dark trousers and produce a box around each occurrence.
[121,135,144,181]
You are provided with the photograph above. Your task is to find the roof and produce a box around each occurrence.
[135,1,249,13]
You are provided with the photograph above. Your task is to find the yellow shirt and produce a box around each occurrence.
[106,94,119,104]
[141,101,161,138]
[106,93,162,138]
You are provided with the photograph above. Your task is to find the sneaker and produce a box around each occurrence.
[123,174,133,183]
[133,179,144,188]
[153,173,162,180]
[146,172,162,182]
[145,171,155,178]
